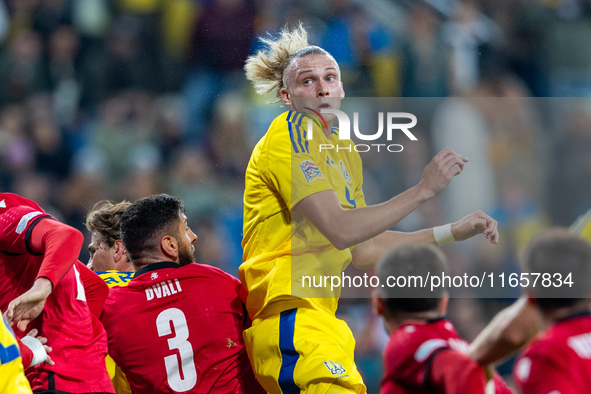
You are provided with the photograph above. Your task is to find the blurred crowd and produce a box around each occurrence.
[1,0,591,390]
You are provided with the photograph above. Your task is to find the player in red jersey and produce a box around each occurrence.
[471,229,591,394]
[373,244,513,394]
[0,192,113,393]
[101,194,265,394]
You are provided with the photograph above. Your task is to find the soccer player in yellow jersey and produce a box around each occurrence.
[0,312,32,394]
[86,200,134,394]
[241,24,500,394]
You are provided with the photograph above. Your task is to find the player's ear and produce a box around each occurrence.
[280,88,292,106]
[113,239,125,263]
[438,291,449,316]
[160,235,178,260]
[340,81,345,98]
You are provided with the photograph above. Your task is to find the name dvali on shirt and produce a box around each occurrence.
[145,279,182,300]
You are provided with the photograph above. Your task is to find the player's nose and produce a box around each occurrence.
[317,80,330,97]
[189,228,197,243]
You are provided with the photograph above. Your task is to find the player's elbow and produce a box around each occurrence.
[65,225,85,249]
[325,228,356,251]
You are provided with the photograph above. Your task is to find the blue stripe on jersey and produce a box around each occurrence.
[0,343,20,365]
[278,309,300,394]
[345,187,357,208]
[295,114,311,153]
[294,124,309,154]
[331,127,338,136]
[294,115,307,153]
[288,120,299,153]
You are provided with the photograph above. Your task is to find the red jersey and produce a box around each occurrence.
[514,312,591,394]
[0,193,113,393]
[381,318,512,394]
[101,261,265,394]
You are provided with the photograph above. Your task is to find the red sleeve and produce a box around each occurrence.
[428,349,488,394]
[16,336,33,369]
[29,219,84,288]
[75,261,109,318]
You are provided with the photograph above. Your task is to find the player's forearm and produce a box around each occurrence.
[469,297,541,365]
[351,229,435,269]
[329,184,431,250]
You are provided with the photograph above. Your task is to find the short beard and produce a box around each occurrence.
[178,241,195,266]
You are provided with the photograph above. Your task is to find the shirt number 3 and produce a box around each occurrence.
[156,308,198,392]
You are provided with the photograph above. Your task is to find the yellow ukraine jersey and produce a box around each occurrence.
[240,110,366,320]
[0,312,32,394]
[98,271,133,394]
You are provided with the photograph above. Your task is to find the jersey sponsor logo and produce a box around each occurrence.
[0,200,5,208]
[300,160,324,183]
[324,360,346,376]
[146,279,182,301]
[16,211,43,234]
[151,272,159,280]
[567,331,591,359]
[515,357,531,381]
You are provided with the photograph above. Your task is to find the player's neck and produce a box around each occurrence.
[132,256,176,273]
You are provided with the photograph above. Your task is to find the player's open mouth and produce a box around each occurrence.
[318,103,331,109]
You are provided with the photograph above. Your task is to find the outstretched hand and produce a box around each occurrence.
[451,210,499,244]
[418,147,469,200]
[4,278,53,332]
[24,328,54,366]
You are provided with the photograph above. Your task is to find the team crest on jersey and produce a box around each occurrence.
[324,360,346,375]
[151,272,158,280]
[340,161,352,182]
[300,160,324,183]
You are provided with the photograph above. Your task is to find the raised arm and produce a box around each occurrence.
[296,147,499,269]
[296,148,467,249]
[351,210,498,269]
[469,297,542,366]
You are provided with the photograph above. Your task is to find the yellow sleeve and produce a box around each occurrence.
[0,314,32,394]
[113,365,132,394]
[265,120,333,210]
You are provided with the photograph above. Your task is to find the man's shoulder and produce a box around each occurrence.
[524,315,591,361]
[386,320,466,364]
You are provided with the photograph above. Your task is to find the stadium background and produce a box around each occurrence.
[1,0,590,391]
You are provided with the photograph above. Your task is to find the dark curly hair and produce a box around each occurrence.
[120,194,185,264]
